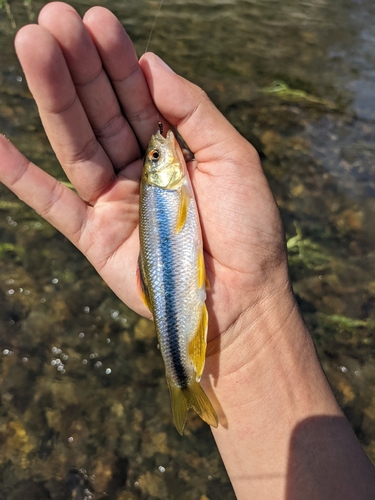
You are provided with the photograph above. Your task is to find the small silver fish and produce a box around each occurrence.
[138,129,218,435]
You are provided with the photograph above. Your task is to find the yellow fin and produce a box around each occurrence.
[167,377,218,434]
[183,379,218,429]
[197,246,206,289]
[176,183,191,234]
[136,255,152,311]
[197,244,210,290]
[166,377,188,435]
[188,305,208,380]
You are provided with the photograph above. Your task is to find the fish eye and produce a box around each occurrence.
[150,149,160,161]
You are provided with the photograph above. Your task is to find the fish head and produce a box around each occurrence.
[143,130,186,189]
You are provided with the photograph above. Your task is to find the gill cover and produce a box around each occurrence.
[143,130,187,190]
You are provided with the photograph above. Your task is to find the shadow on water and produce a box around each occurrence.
[1,0,375,498]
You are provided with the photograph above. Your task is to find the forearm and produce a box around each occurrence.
[204,289,375,499]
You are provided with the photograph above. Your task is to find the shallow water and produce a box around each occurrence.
[1,0,375,498]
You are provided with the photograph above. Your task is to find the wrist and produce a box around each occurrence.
[203,279,341,420]
[205,274,303,378]
[202,280,375,500]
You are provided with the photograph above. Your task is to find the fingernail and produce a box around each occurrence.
[154,54,175,73]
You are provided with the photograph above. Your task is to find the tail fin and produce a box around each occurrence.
[167,377,218,435]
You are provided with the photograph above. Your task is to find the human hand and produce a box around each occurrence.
[0,2,292,380]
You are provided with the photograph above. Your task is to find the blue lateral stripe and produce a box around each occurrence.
[155,189,188,388]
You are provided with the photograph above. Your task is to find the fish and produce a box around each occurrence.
[138,129,218,435]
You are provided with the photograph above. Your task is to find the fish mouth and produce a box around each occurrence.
[149,129,179,163]
[154,129,194,163]
[151,129,175,146]
[147,129,177,165]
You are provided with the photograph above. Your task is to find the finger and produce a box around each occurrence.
[140,53,261,169]
[83,7,167,150]
[38,2,140,170]
[0,135,87,246]
[15,24,115,204]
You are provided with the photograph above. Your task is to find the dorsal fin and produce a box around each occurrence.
[176,183,191,234]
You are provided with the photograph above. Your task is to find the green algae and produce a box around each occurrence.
[261,80,337,109]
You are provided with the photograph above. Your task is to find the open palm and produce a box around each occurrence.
[0,3,289,374]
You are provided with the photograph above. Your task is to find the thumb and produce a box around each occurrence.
[139,52,259,166]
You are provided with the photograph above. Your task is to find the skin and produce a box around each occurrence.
[1,3,375,498]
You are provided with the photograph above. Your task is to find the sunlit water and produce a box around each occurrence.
[1,0,375,498]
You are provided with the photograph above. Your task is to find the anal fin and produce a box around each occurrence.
[188,304,208,381]
[197,246,206,290]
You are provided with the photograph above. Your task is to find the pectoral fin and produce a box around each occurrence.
[188,304,208,381]
[176,184,191,234]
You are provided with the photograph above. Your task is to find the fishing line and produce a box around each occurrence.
[144,0,164,54]
[144,0,165,134]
